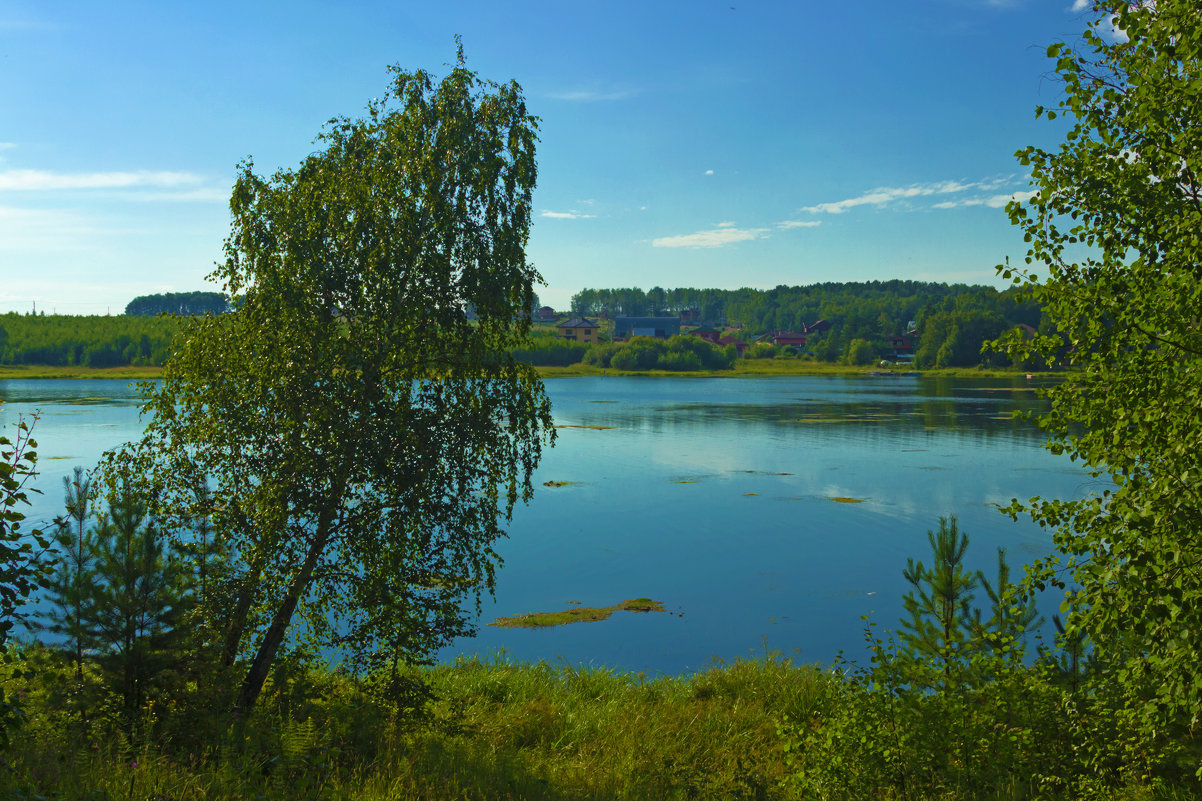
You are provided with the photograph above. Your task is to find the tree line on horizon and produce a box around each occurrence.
[0,312,180,368]
[0,280,1052,370]
[0,293,225,368]
[124,291,230,317]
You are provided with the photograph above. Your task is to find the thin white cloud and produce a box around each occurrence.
[0,205,130,251]
[652,226,768,248]
[704,169,714,176]
[540,210,596,219]
[546,88,637,102]
[0,169,205,191]
[1070,0,1090,10]
[776,220,822,229]
[716,221,736,227]
[930,189,1038,209]
[985,190,1039,208]
[122,187,230,203]
[801,178,1018,214]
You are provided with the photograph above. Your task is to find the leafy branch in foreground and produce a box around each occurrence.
[991,0,1202,747]
[0,416,55,749]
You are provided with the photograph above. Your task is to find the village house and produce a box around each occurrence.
[556,316,601,344]
[535,306,557,322]
[688,325,723,344]
[613,316,682,340]
[768,330,808,348]
[885,333,914,353]
[718,335,749,357]
[885,333,916,363]
[803,320,832,334]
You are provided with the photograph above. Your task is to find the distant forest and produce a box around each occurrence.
[0,312,181,367]
[0,281,1050,370]
[125,291,229,316]
[0,292,229,368]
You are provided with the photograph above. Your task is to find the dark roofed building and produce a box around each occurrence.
[769,330,808,347]
[614,316,681,340]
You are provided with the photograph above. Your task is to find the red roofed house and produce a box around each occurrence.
[718,335,749,357]
[886,334,914,354]
[769,330,808,348]
[689,325,723,344]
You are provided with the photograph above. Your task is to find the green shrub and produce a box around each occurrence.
[582,341,622,367]
[509,332,589,366]
[842,337,877,366]
[747,341,777,359]
[595,335,733,372]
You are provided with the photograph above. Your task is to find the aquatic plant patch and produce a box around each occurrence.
[490,598,665,628]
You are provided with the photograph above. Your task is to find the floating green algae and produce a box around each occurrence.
[490,598,666,629]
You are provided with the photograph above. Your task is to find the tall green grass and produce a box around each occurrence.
[2,647,1195,799]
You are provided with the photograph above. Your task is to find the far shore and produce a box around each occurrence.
[536,361,1065,379]
[0,365,164,380]
[0,361,1065,381]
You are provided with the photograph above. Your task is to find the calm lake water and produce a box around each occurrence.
[0,375,1090,674]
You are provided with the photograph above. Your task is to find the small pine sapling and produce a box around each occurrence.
[899,516,979,690]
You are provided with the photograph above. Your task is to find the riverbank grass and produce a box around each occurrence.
[3,651,827,800]
[0,361,1065,381]
[4,648,1197,799]
[0,364,162,380]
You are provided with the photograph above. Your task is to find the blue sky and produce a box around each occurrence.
[0,0,1103,314]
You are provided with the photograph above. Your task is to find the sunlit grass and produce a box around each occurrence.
[0,364,163,380]
[3,648,1196,799]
